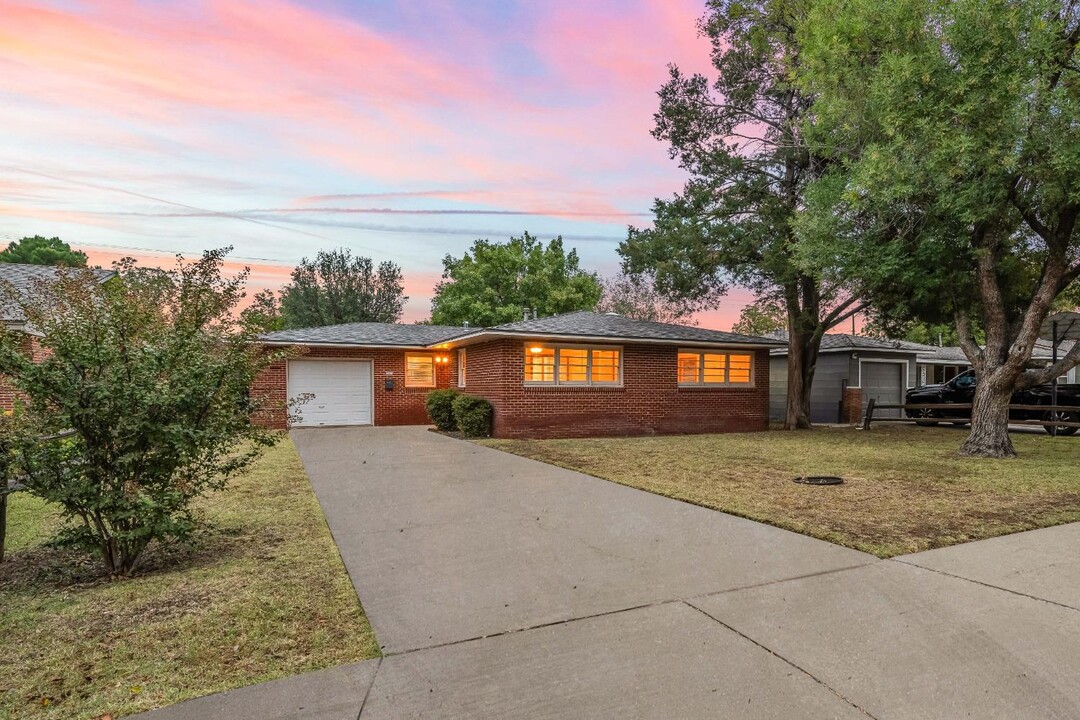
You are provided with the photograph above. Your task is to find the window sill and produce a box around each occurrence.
[523,384,625,392]
[677,384,756,391]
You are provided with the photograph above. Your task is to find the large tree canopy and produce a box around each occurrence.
[620,0,864,430]
[430,233,601,327]
[0,235,87,267]
[798,0,1080,456]
[731,299,787,337]
[280,248,406,329]
[595,273,697,325]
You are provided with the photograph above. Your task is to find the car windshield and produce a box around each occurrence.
[953,371,976,389]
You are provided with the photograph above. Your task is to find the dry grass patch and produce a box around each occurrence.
[480,425,1080,557]
[0,438,378,720]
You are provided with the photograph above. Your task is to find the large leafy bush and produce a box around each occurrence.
[452,395,493,438]
[425,389,459,431]
[0,249,289,575]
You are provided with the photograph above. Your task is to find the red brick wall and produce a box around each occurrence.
[252,345,458,430]
[841,387,863,425]
[253,340,771,438]
[0,335,46,412]
[459,339,770,439]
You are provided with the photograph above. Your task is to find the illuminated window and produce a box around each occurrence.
[591,349,620,383]
[405,353,435,387]
[727,353,752,384]
[702,353,727,384]
[559,348,589,383]
[524,344,621,386]
[678,350,753,386]
[677,352,700,384]
[457,349,467,387]
[524,346,555,382]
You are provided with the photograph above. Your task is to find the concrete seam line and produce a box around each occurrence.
[382,599,679,656]
[356,657,383,719]
[379,564,877,657]
[681,600,881,720]
[890,558,1080,613]
[685,562,878,603]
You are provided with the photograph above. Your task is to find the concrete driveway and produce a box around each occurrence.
[134,427,1080,720]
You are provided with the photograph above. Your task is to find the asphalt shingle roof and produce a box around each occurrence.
[487,311,784,346]
[772,333,929,355]
[913,340,1076,364]
[0,263,115,322]
[260,322,472,347]
[915,345,970,363]
[259,311,784,348]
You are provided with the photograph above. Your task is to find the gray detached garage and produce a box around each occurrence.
[287,360,374,427]
[769,334,922,423]
[859,361,906,419]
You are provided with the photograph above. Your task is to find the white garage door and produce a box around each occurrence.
[862,362,904,419]
[288,360,373,427]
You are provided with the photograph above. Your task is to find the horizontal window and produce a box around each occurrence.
[678,350,754,386]
[525,344,621,386]
[405,353,435,387]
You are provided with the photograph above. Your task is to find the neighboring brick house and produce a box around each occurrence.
[254,311,782,439]
[0,263,115,411]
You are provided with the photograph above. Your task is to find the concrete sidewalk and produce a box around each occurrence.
[132,427,1080,719]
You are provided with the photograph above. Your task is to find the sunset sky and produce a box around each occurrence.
[0,0,756,325]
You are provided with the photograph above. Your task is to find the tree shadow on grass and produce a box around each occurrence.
[0,522,286,593]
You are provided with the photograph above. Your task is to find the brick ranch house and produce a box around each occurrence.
[253,311,783,439]
[0,263,115,411]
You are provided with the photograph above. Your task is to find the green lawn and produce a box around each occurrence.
[0,439,379,720]
[481,425,1080,558]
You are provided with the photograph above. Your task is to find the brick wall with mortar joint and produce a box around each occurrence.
[251,345,458,430]
[458,339,770,439]
[0,335,47,412]
[253,340,771,438]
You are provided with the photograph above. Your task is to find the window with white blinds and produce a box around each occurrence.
[405,353,435,387]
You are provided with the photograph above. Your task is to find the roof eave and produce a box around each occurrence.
[443,330,783,349]
[258,340,442,350]
[772,347,926,356]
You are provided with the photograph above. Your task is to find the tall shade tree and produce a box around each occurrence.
[0,235,87,267]
[731,298,787,337]
[798,0,1080,457]
[596,273,697,324]
[280,248,406,329]
[620,0,864,430]
[430,233,601,326]
[0,249,287,575]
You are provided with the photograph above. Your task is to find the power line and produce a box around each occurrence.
[2,166,338,243]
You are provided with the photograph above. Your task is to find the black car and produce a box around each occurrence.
[905,369,1080,435]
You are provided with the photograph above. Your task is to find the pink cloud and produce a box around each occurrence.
[0,202,125,229]
[0,0,705,203]
[76,245,444,321]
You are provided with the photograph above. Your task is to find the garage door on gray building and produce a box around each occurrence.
[861,362,904,418]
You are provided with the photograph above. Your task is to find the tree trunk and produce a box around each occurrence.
[0,493,7,563]
[784,329,817,430]
[959,376,1016,458]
